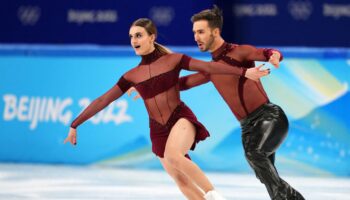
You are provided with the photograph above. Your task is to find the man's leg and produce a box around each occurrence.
[242,108,304,200]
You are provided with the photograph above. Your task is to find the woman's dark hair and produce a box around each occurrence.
[131,18,172,54]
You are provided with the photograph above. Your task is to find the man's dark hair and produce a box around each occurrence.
[191,5,223,31]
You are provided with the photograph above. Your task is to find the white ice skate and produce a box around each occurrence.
[204,190,227,200]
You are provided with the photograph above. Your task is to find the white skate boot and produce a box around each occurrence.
[204,190,227,200]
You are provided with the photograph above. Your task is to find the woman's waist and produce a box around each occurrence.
[148,101,187,123]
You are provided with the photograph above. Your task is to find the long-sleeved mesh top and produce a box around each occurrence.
[70,48,247,157]
[180,42,283,121]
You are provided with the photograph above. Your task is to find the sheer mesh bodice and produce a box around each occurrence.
[210,42,270,120]
[71,48,246,128]
[121,49,187,125]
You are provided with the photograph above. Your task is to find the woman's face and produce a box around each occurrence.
[129,26,155,55]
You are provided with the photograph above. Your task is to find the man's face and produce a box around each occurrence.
[192,20,215,52]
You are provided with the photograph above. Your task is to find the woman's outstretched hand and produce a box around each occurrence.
[245,64,270,82]
[63,127,77,146]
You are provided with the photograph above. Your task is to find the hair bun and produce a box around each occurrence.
[212,5,223,16]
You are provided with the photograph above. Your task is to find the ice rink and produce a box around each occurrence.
[0,163,349,200]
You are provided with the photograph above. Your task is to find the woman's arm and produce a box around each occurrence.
[178,55,269,81]
[70,76,132,129]
[64,76,133,146]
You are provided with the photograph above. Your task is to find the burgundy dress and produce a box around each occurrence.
[124,50,210,157]
[70,48,246,157]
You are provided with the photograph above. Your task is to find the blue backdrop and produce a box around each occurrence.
[1,45,349,177]
[217,0,350,47]
[0,0,212,45]
[1,0,349,47]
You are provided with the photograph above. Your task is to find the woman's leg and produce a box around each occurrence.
[159,158,205,200]
[164,118,214,193]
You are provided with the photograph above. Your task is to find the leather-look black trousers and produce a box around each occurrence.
[240,103,305,200]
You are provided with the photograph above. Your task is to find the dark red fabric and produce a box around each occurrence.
[209,42,271,120]
[149,102,209,157]
[117,76,134,93]
[179,72,211,91]
[179,42,283,120]
[70,49,217,157]
[263,48,284,62]
[134,68,179,99]
[177,54,191,70]
[179,76,190,91]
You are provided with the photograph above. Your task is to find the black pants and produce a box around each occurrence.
[240,103,305,200]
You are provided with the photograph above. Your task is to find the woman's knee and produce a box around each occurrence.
[164,150,183,168]
[161,159,190,188]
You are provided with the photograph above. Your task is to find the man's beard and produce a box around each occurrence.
[202,34,215,52]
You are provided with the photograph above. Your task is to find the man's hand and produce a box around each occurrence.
[269,51,281,68]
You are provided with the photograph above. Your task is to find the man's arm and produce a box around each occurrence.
[179,72,211,91]
[236,45,283,68]
[127,72,210,100]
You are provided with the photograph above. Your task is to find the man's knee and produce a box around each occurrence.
[245,150,267,163]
